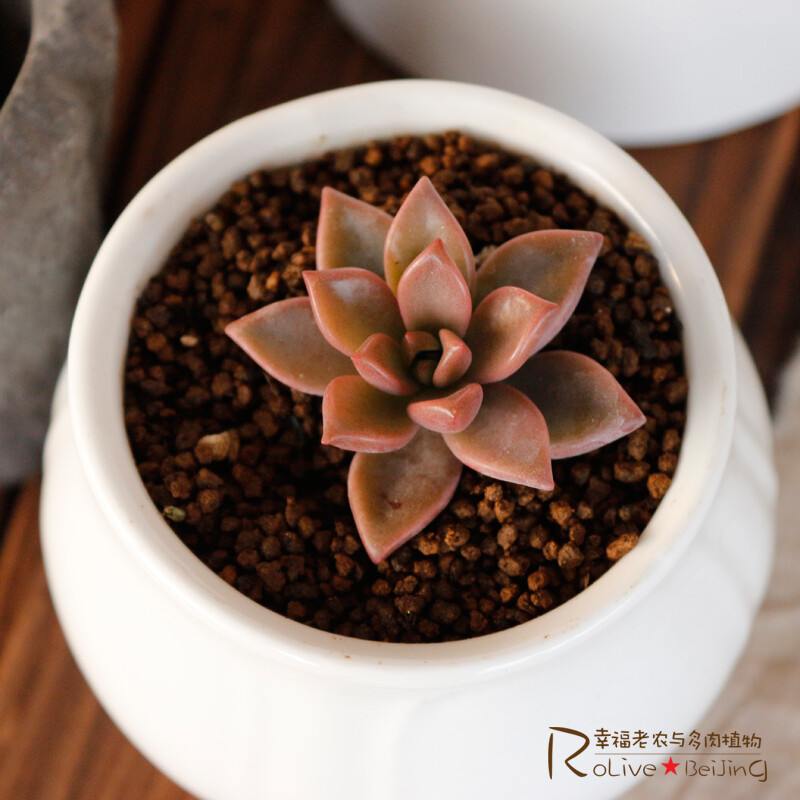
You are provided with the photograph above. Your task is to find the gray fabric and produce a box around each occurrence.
[0,0,117,484]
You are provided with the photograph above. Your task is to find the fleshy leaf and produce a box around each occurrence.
[396,239,472,337]
[506,351,646,458]
[316,187,392,276]
[348,428,463,563]
[444,382,554,490]
[407,383,483,434]
[225,297,356,396]
[412,358,437,386]
[401,330,440,366]
[464,287,558,384]
[321,376,417,453]
[474,230,603,350]
[384,176,475,293]
[352,333,418,396]
[304,268,405,356]
[433,330,472,388]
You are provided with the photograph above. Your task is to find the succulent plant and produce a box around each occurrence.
[226,177,645,563]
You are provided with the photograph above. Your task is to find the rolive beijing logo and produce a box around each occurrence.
[548,727,768,783]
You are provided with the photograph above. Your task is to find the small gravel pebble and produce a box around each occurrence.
[124,132,686,643]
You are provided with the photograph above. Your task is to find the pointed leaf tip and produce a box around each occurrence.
[396,239,472,337]
[475,229,603,351]
[407,383,483,434]
[348,429,463,563]
[321,375,417,453]
[507,351,646,458]
[304,267,405,356]
[433,330,472,387]
[225,297,356,395]
[464,286,558,384]
[316,187,392,275]
[352,333,418,396]
[384,176,475,294]
[444,382,554,490]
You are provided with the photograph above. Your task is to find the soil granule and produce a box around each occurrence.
[123,131,686,643]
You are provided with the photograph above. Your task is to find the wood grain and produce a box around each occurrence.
[0,489,15,544]
[107,0,396,217]
[0,481,194,800]
[741,145,800,396]
[630,108,800,322]
[1,0,799,797]
[630,111,800,396]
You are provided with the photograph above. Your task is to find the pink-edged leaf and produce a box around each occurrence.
[316,187,392,275]
[396,239,472,337]
[304,268,405,356]
[444,382,554,490]
[475,229,603,350]
[384,176,475,293]
[352,333,418,396]
[321,375,417,453]
[348,428,463,563]
[401,330,440,366]
[464,287,557,384]
[407,383,483,434]
[225,297,355,396]
[433,329,472,388]
[506,351,646,458]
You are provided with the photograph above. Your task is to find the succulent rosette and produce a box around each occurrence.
[226,177,645,563]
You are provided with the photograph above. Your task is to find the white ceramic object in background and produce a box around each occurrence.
[330,0,800,145]
[41,81,776,800]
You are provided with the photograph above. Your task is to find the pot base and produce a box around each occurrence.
[41,327,775,800]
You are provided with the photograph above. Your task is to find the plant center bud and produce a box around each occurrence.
[410,349,441,385]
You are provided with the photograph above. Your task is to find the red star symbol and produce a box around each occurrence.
[662,757,680,775]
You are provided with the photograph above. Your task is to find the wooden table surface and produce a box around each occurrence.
[2,1,800,797]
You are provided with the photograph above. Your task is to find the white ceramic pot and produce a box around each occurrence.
[41,81,776,800]
[330,0,800,145]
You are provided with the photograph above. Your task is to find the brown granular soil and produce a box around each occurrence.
[123,131,686,643]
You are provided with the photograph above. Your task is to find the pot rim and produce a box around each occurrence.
[67,79,736,688]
